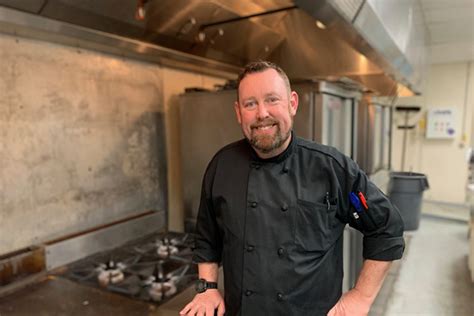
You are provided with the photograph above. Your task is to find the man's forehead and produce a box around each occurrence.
[238,69,288,97]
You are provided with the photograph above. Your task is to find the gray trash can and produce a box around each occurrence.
[388,172,429,231]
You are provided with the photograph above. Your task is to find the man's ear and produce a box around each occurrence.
[234,101,242,124]
[289,91,299,116]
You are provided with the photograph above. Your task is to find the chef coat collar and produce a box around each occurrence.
[248,131,296,164]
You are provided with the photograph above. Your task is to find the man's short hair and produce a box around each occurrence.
[236,61,291,99]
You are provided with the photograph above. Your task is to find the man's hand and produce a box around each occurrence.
[328,259,392,316]
[179,289,225,316]
[327,288,373,316]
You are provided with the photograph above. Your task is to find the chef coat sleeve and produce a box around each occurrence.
[192,157,223,264]
[343,160,405,261]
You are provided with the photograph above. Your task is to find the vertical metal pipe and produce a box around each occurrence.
[460,61,471,146]
[401,111,409,171]
[388,106,393,170]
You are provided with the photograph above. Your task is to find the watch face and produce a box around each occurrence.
[195,279,207,293]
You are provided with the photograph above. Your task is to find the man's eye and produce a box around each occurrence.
[266,97,279,104]
[244,101,256,108]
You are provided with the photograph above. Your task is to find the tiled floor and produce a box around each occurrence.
[421,200,469,222]
[371,200,474,316]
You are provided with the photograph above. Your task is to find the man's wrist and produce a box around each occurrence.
[195,278,218,293]
[351,287,376,305]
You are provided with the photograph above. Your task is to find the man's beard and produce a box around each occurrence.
[248,119,292,154]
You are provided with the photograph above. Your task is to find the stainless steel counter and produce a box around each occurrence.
[0,269,225,316]
[0,277,158,316]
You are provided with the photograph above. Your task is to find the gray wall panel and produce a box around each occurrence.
[0,33,167,255]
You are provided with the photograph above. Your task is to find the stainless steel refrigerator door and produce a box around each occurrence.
[321,93,354,156]
[179,90,242,230]
[179,85,365,293]
[320,93,363,292]
[292,84,316,140]
[317,89,362,293]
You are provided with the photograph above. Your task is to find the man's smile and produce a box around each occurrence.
[252,123,277,131]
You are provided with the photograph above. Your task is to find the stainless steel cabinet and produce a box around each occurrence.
[179,81,364,291]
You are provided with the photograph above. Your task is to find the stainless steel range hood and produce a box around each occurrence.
[0,0,426,95]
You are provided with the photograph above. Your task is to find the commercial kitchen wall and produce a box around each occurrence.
[393,62,474,204]
[0,32,228,255]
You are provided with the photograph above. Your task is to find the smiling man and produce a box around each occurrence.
[235,63,297,158]
[180,61,405,316]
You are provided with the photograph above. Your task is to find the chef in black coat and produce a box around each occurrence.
[180,61,404,316]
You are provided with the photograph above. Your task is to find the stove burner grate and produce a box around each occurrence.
[59,232,197,304]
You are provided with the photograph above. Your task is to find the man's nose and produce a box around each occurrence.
[256,103,269,119]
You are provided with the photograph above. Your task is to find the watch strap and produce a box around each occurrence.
[195,278,218,293]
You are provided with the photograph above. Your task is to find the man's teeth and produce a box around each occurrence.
[255,124,275,130]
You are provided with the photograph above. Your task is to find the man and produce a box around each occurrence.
[180,61,404,316]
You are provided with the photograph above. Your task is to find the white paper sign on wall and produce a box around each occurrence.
[426,108,456,139]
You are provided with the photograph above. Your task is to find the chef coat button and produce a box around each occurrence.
[251,202,258,208]
[281,204,288,212]
[245,290,253,296]
[254,164,261,170]
[277,247,285,256]
[246,245,255,252]
[277,292,284,301]
[282,166,289,173]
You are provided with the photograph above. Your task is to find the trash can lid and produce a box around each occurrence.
[389,171,429,190]
[390,171,427,179]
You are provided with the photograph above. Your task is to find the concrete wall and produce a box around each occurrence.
[0,33,168,255]
[393,62,474,204]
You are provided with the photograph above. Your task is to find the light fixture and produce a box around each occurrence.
[315,20,326,29]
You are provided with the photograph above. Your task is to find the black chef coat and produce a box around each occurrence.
[193,134,405,316]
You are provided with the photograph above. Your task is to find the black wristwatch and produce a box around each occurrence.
[195,278,218,293]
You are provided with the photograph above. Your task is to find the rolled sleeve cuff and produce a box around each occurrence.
[192,248,221,264]
[363,236,405,261]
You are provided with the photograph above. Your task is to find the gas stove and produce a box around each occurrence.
[60,232,197,304]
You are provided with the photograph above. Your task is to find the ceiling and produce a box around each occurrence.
[420,0,474,64]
